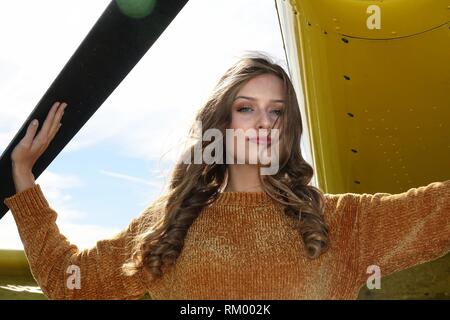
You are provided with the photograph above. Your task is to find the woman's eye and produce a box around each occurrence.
[271,109,283,116]
[237,106,252,113]
[236,106,283,115]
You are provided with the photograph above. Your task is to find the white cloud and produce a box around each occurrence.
[35,170,86,222]
[56,223,121,251]
[0,212,121,251]
[0,214,24,250]
[100,169,162,188]
[0,170,121,250]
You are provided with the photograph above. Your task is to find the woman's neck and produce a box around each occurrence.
[224,164,263,192]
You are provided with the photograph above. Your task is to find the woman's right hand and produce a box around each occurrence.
[11,101,68,192]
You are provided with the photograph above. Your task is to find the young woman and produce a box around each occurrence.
[4,53,449,300]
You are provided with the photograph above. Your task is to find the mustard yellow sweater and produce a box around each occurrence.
[3,180,450,299]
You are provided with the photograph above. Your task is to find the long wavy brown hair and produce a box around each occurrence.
[122,52,329,279]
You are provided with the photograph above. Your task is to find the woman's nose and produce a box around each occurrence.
[256,110,272,129]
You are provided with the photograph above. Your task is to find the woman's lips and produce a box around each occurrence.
[247,136,272,145]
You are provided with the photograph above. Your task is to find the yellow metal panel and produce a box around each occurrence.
[286,0,450,194]
[290,0,450,39]
[0,250,45,299]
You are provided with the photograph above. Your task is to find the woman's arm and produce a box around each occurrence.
[4,102,151,299]
[354,179,450,285]
[4,183,149,299]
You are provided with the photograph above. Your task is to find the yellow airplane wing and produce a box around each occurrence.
[0,250,45,299]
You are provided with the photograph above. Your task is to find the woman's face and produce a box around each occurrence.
[227,73,285,166]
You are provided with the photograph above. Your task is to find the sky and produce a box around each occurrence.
[0,0,308,250]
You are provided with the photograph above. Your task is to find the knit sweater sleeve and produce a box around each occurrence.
[352,179,450,285]
[3,183,150,300]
